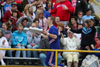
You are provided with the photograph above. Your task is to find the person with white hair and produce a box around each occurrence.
[0,29,9,65]
[61,30,81,67]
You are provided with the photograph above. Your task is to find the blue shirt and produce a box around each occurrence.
[48,25,60,49]
[82,15,94,21]
[3,3,11,13]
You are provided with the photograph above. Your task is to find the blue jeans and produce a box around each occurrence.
[27,45,39,58]
[14,46,26,57]
[7,46,12,57]
[39,53,62,66]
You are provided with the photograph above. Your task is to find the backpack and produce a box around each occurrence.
[81,55,99,67]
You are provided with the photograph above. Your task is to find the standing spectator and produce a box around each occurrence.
[82,9,94,21]
[3,0,12,13]
[77,11,84,25]
[2,2,22,23]
[50,0,74,27]
[61,31,80,67]
[42,16,64,67]
[0,29,9,65]
[12,24,27,57]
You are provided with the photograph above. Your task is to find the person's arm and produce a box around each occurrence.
[66,1,75,14]
[12,33,18,46]
[50,4,57,14]
[22,33,27,46]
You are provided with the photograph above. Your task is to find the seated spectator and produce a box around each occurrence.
[12,24,27,57]
[26,23,41,58]
[2,2,22,23]
[89,37,100,56]
[10,11,20,31]
[2,23,12,58]
[77,11,84,25]
[39,35,62,66]
[24,4,36,21]
[0,29,9,65]
[61,30,81,67]
[36,3,51,19]
[45,1,53,11]
[36,9,48,31]
[82,9,94,21]
[53,16,60,28]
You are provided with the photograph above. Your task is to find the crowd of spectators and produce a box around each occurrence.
[0,0,100,67]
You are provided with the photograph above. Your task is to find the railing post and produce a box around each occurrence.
[55,51,58,67]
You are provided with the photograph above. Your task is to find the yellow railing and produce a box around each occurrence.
[0,48,100,67]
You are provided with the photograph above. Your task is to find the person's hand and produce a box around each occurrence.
[85,46,90,50]
[61,33,64,38]
[22,44,24,46]
[65,26,71,30]
[91,44,95,49]
[2,40,5,45]
[42,30,48,35]
[62,5,68,10]
[17,44,21,46]
[31,43,35,47]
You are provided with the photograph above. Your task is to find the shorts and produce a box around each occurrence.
[63,54,79,63]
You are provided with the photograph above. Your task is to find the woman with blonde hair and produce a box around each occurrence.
[24,4,36,21]
[36,9,48,31]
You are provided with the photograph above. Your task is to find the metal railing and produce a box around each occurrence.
[0,48,100,67]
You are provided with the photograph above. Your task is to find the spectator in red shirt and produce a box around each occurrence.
[2,3,22,23]
[49,0,74,27]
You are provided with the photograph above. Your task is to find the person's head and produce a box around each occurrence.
[24,4,33,15]
[2,23,8,30]
[6,0,12,4]
[96,37,100,44]
[0,29,4,38]
[46,1,53,8]
[12,11,19,18]
[77,11,83,18]
[11,3,18,11]
[67,30,73,38]
[33,18,39,27]
[89,19,95,27]
[47,16,55,26]
[17,24,23,33]
[86,9,92,16]
[55,16,60,24]
[31,23,37,28]
[36,9,44,18]
[58,23,64,31]
[84,20,91,28]
[70,16,78,25]
[21,18,28,27]
[37,3,44,10]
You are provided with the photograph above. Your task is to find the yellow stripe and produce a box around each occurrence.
[0,48,100,53]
